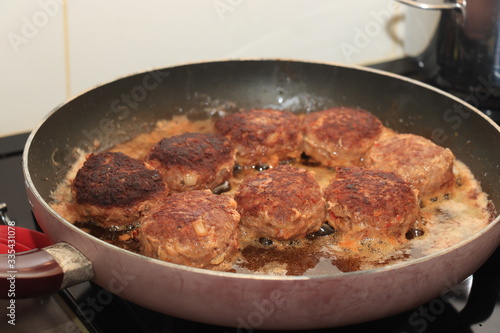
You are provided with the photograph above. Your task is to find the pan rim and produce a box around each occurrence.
[22,58,500,281]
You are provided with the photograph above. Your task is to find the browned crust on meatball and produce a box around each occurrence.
[72,152,166,228]
[214,109,303,167]
[235,165,326,241]
[324,167,420,242]
[147,132,235,192]
[364,133,456,199]
[302,107,383,166]
[138,190,240,270]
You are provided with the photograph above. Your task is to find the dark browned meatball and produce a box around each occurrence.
[302,107,384,166]
[137,190,240,270]
[324,167,420,242]
[214,109,303,167]
[147,132,235,192]
[364,133,455,199]
[72,152,166,229]
[235,165,326,241]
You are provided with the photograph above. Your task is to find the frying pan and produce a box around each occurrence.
[2,60,499,330]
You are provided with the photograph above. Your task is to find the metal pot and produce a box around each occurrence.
[1,60,499,330]
[399,0,500,109]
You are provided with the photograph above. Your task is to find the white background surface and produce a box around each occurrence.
[0,0,406,137]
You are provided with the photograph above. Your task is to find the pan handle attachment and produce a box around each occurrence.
[0,242,94,299]
[1,202,94,298]
[397,0,467,22]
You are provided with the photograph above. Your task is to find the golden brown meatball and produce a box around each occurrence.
[146,132,235,192]
[235,165,326,241]
[137,190,240,270]
[214,109,303,167]
[364,133,456,199]
[302,107,384,166]
[72,152,166,229]
[324,167,420,242]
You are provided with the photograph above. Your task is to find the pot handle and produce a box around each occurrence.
[397,0,467,22]
[0,242,94,299]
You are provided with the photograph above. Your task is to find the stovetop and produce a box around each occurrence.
[0,58,499,333]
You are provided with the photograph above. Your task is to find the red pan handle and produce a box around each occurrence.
[0,225,94,299]
[0,203,94,299]
[0,242,94,299]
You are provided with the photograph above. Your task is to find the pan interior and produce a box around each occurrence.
[23,60,500,276]
[25,60,500,208]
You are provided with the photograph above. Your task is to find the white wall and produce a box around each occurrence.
[0,0,405,137]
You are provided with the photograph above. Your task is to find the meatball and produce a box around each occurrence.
[235,165,326,241]
[72,152,166,229]
[214,109,303,167]
[302,107,384,166]
[364,133,455,199]
[147,132,235,192]
[324,167,420,242]
[137,190,240,270]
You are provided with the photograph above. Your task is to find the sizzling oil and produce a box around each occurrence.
[50,115,496,276]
